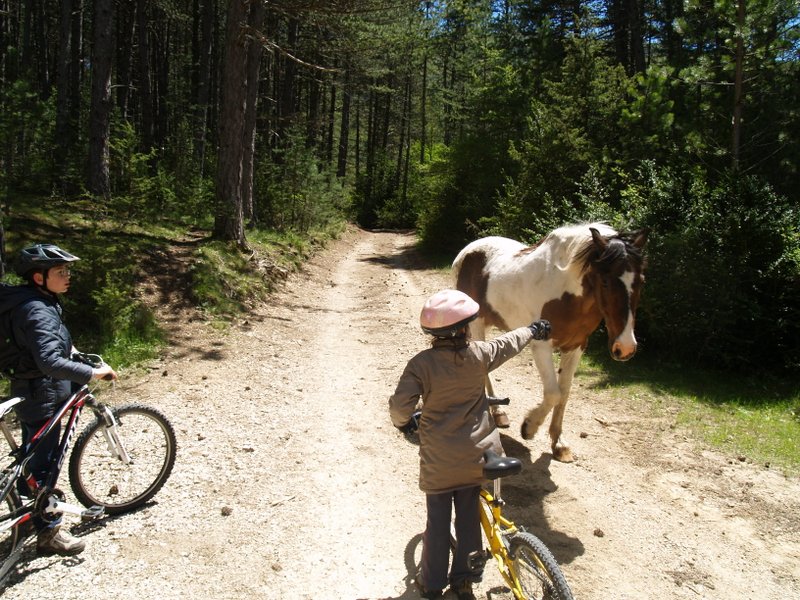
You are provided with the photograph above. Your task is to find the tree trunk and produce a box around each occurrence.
[326,76,336,164]
[628,0,645,73]
[213,0,250,248]
[115,3,135,119]
[241,0,266,226]
[87,0,114,199]
[193,0,214,170]
[54,0,77,186]
[153,16,169,150]
[306,63,320,148]
[354,94,361,178]
[420,52,427,163]
[336,70,351,179]
[731,0,745,172]
[277,17,299,140]
[395,76,409,190]
[137,0,154,152]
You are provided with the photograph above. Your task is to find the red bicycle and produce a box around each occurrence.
[0,354,176,584]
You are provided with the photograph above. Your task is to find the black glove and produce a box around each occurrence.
[397,410,421,435]
[528,319,551,341]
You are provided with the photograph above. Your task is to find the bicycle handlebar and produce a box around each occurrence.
[73,352,103,368]
[72,352,115,380]
[486,396,510,406]
[401,396,511,436]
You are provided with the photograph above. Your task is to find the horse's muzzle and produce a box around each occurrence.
[611,342,637,361]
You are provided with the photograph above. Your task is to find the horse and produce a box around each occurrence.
[452,222,648,462]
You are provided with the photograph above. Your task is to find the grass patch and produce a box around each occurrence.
[3,194,345,371]
[190,241,272,316]
[581,338,800,476]
[189,223,346,318]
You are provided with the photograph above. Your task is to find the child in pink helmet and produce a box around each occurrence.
[389,289,550,600]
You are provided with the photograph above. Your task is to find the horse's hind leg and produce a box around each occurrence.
[548,349,583,463]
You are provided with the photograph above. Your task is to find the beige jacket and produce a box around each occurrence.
[389,327,535,494]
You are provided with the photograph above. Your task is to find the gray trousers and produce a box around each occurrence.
[420,485,482,591]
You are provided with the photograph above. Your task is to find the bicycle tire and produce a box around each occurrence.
[0,478,24,584]
[509,531,574,600]
[68,404,177,515]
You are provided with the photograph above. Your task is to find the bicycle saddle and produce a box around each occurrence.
[0,397,22,420]
[482,449,522,480]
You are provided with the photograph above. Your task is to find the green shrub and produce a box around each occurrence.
[626,164,800,374]
[257,127,348,233]
[89,267,162,368]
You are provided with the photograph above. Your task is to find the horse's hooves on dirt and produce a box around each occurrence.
[553,447,575,463]
[493,411,510,428]
[520,420,535,440]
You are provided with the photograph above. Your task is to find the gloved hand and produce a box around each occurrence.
[397,410,421,435]
[528,319,551,341]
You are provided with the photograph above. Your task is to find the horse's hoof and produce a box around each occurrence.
[520,420,535,440]
[552,446,575,463]
[493,410,510,428]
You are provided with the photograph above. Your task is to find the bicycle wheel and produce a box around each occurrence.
[509,531,574,600]
[0,478,24,584]
[68,404,177,515]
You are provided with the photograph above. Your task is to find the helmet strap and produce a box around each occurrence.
[31,270,56,296]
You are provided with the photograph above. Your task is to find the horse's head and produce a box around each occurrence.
[583,227,648,361]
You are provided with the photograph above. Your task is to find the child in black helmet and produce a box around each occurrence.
[8,243,117,555]
[389,289,551,600]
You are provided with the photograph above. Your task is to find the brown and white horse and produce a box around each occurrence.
[453,222,647,462]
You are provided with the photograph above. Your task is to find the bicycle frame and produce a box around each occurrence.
[0,385,121,533]
[479,479,529,600]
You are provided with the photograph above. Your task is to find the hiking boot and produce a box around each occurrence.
[415,574,443,599]
[451,580,476,600]
[37,526,86,556]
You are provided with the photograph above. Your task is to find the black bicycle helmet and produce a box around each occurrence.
[15,243,80,277]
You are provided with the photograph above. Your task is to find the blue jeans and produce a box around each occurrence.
[420,486,482,591]
[18,419,62,531]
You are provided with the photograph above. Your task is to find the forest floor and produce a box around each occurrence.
[3,226,799,599]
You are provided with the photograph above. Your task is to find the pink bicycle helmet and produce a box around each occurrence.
[420,289,479,337]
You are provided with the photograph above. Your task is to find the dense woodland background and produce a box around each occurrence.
[0,0,798,377]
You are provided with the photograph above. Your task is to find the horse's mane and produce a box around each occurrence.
[571,224,645,273]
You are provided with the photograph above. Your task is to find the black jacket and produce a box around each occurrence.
[7,286,93,423]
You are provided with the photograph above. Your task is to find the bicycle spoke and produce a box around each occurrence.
[69,404,176,514]
[509,532,574,600]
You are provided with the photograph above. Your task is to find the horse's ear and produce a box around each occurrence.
[631,228,649,249]
[589,227,608,251]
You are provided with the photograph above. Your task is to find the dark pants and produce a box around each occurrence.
[420,485,482,592]
[19,419,62,531]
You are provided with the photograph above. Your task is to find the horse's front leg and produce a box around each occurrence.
[471,319,510,428]
[548,348,583,463]
[521,344,560,440]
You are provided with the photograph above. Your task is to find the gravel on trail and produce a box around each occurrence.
[3,227,798,600]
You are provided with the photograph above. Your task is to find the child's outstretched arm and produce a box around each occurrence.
[482,319,552,372]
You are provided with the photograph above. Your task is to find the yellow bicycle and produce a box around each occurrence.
[406,397,574,599]
[467,448,575,600]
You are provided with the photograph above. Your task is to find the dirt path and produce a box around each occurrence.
[4,227,799,599]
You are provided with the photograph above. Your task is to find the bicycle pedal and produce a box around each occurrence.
[467,550,488,572]
[81,505,105,521]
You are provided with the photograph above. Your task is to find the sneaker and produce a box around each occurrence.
[37,526,86,556]
[415,574,443,599]
[451,580,476,600]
